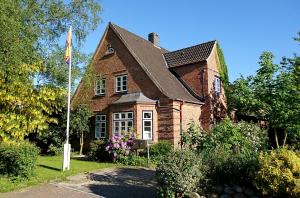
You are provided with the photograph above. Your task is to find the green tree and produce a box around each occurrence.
[0,0,101,141]
[228,34,300,148]
[70,105,92,155]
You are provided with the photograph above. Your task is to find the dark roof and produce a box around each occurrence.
[110,23,202,104]
[164,40,216,68]
[112,92,156,104]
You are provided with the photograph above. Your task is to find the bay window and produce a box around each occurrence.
[113,112,133,136]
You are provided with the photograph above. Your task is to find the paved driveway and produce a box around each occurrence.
[1,167,157,198]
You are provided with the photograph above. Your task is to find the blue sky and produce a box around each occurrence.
[83,0,299,82]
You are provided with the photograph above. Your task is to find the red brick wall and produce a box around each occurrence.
[170,62,206,98]
[72,27,165,112]
[168,43,227,130]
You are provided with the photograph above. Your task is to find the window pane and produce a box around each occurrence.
[114,114,119,120]
[144,120,151,127]
[121,113,126,119]
[144,126,151,132]
[143,112,152,119]
[122,85,127,91]
[127,112,133,119]
[144,133,151,139]
[100,115,106,121]
[96,116,101,121]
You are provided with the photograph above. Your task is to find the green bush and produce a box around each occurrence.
[140,141,173,161]
[47,144,62,156]
[149,141,173,156]
[156,149,206,197]
[199,119,267,185]
[254,149,300,197]
[87,139,110,162]
[181,121,205,150]
[202,147,258,185]
[117,155,148,167]
[0,141,39,179]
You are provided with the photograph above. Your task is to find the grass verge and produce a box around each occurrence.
[0,155,116,193]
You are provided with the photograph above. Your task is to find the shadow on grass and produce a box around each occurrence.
[71,156,91,161]
[38,164,61,172]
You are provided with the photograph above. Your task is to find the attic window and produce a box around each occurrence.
[214,76,221,93]
[105,43,115,55]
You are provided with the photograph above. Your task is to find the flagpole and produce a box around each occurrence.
[63,26,72,171]
[66,26,72,147]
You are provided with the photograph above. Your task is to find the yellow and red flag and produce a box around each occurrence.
[65,27,72,64]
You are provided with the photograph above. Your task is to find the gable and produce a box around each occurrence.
[110,23,201,104]
[72,26,165,111]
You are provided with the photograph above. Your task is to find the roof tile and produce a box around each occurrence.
[164,41,216,68]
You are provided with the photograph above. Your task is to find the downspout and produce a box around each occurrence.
[180,101,183,150]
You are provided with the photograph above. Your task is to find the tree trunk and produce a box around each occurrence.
[283,128,287,147]
[79,132,84,156]
[274,128,279,149]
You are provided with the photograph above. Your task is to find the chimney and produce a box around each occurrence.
[148,32,160,47]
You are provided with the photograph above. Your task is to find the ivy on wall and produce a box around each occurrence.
[216,42,229,85]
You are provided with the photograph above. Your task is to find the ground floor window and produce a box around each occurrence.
[113,112,133,136]
[142,111,153,140]
[95,115,106,138]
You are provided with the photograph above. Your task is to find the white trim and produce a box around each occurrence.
[95,115,106,138]
[142,111,153,140]
[95,78,106,96]
[115,74,128,93]
[112,112,133,136]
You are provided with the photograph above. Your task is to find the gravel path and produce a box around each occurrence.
[0,167,157,198]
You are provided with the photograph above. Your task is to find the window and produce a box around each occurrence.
[95,78,106,95]
[115,75,127,93]
[105,43,115,55]
[214,76,221,93]
[142,111,153,140]
[113,112,133,136]
[95,115,106,138]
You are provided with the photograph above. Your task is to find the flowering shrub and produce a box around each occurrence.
[105,135,135,161]
[254,149,300,197]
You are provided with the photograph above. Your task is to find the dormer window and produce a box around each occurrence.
[95,77,106,95]
[105,43,115,55]
[214,76,221,93]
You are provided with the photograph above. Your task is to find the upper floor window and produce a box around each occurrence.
[214,76,221,93]
[95,78,106,95]
[115,74,127,93]
[105,43,115,55]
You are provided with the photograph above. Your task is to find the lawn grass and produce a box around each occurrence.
[0,155,116,193]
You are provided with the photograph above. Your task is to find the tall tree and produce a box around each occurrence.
[228,35,300,148]
[70,105,92,156]
[0,0,101,141]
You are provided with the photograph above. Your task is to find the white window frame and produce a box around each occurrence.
[95,78,106,95]
[113,112,133,136]
[214,76,221,93]
[115,74,128,93]
[142,111,153,140]
[95,115,106,138]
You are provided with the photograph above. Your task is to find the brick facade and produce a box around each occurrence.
[71,23,226,148]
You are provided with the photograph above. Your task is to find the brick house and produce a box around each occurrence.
[71,22,227,147]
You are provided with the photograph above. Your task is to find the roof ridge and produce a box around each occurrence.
[110,22,169,53]
[165,40,216,55]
